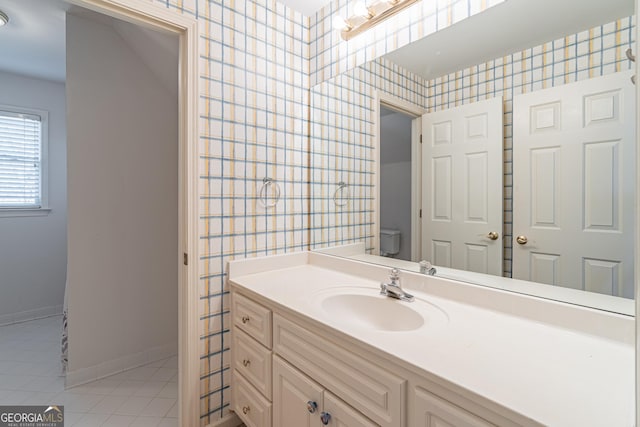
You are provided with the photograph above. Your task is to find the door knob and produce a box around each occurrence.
[487,231,499,240]
[516,235,528,245]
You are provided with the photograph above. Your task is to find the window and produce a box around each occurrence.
[0,105,49,214]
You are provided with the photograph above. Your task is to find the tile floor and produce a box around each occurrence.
[0,315,178,426]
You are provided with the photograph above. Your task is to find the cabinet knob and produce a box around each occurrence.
[487,231,499,240]
[320,412,331,425]
[306,400,317,413]
[516,235,528,245]
[242,406,250,414]
[241,316,250,324]
[242,359,251,367]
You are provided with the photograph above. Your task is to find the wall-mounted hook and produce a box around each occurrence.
[627,49,636,84]
[626,48,636,62]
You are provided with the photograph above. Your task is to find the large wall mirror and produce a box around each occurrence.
[309,0,636,314]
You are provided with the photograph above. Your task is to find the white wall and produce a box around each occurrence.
[0,71,67,325]
[380,112,412,260]
[66,13,178,383]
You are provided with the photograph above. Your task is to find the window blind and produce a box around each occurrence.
[0,110,42,208]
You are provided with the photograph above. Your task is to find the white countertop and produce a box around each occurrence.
[228,252,635,427]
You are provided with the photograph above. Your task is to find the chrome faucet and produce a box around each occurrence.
[419,260,437,276]
[380,268,414,302]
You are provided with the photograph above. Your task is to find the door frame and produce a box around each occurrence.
[635,2,640,423]
[374,91,426,261]
[66,0,199,425]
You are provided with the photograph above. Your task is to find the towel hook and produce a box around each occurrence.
[626,48,635,62]
[258,177,280,208]
[626,48,636,85]
[333,182,350,207]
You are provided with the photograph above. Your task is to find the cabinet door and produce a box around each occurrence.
[273,356,323,427]
[323,391,378,427]
[414,387,495,427]
[273,314,404,427]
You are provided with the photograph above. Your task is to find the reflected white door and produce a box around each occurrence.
[421,97,503,275]
[512,71,635,298]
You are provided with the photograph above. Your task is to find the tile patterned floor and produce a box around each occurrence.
[0,315,178,426]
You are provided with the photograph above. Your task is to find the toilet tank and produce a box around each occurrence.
[380,228,401,256]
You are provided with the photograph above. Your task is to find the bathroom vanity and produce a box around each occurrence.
[228,252,634,427]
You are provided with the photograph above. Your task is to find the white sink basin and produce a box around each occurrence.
[309,286,448,332]
[322,294,424,331]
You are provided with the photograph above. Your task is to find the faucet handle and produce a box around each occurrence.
[390,268,400,279]
[419,260,430,273]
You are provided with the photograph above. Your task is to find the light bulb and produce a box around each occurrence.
[0,11,9,27]
[332,15,350,31]
[354,1,374,18]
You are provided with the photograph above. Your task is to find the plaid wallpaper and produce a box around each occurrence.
[310,57,429,252]
[310,16,636,277]
[146,0,633,424]
[152,0,310,423]
[195,1,310,423]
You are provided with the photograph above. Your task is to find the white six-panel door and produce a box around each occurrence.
[512,71,635,298]
[421,97,504,275]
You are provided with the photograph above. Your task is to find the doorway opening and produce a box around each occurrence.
[375,93,425,262]
[379,106,414,260]
[0,0,199,425]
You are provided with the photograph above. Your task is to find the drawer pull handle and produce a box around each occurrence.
[320,412,331,425]
[242,359,251,367]
[241,316,250,324]
[242,406,250,414]
[306,400,317,413]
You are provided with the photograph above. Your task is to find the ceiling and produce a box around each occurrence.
[0,0,178,87]
[0,0,68,82]
[384,0,635,81]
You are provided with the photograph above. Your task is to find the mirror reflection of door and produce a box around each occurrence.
[421,97,504,275]
[512,71,635,298]
[379,106,414,261]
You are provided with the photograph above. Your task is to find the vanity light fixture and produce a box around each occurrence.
[334,0,421,41]
[0,11,9,27]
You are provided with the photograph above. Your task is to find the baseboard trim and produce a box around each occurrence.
[65,341,177,388]
[206,413,242,427]
[0,305,63,327]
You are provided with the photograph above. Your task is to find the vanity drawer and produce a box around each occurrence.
[233,293,272,348]
[273,314,405,427]
[233,328,272,399]
[233,371,272,427]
